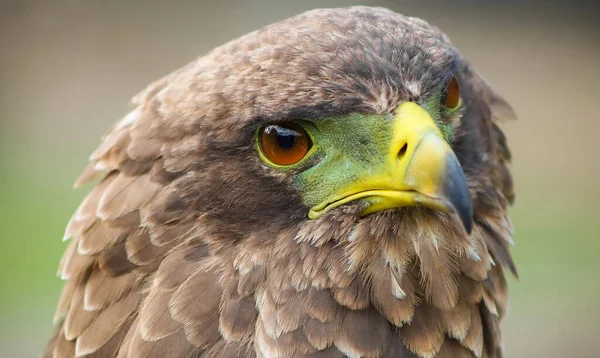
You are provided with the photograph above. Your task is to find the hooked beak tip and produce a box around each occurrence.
[442,154,473,234]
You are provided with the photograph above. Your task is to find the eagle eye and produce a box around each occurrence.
[258,123,312,166]
[441,76,460,109]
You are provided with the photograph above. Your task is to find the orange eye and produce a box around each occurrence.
[441,76,460,109]
[258,123,312,166]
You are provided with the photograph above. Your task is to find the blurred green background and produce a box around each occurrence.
[0,0,598,357]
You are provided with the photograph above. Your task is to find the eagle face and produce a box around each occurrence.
[46,6,516,358]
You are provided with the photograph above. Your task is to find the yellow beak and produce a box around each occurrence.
[308,102,473,233]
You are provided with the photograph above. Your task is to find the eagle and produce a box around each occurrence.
[44,6,517,358]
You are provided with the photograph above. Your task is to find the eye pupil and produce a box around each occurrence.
[259,123,312,166]
[277,133,296,149]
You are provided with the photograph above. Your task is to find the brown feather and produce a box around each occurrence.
[298,346,345,358]
[440,298,472,341]
[60,240,96,280]
[326,246,357,289]
[65,173,115,238]
[54,274,78,323]
[84,268,138,311]
[127,328,197,358]
[77,220,129,256]
[458,276,485,305]
[163,134,205,173]
[169,266,222,327]
[478,217,517,278]
[436,339,476,358]
[399,302,445,357]
[303,318,339,351]
[149,158,184,185]
[63,283,100,341]
[460,305,484,358]
[382,335,419,358]
[52,329,76,358]
[125,228,170,266]
[83,318,134,358]
[75,293,140,356]
[140,185,192,228]
[73,162,106,189]
[303,288,342,323]
[148,219,198,247]
[117,156,155,177]
[370,264,416,326]
[115,317,138,358]
[126,137,163,163]
[97,174,160,220]
[256,288,308,339]
[98,239,136,276]
[481,289,498,317]
[89,124,132,163]
[219,293,257,341]
[237,265,266,298]
[184,313,221,349]
[138,288,181,341]
[485,265,508,314]
[412,224,460,310]
[480,302,502,358]
[198,341,256,358]
[334,307,392,358]
[332,275,370,310]
[459,226,492,282]
[153,246,208,291]
[255,319,314,357]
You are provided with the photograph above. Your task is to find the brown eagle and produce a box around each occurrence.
[44,6,517,358]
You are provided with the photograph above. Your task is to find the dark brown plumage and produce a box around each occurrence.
[45,6,516,358]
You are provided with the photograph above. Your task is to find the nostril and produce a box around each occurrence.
[397,143,408,161]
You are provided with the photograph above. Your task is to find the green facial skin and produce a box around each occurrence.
[255,87,461,211]
[293,112,393,209]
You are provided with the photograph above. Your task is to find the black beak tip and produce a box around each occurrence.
[444,155,474,235]
[459,207,473,235]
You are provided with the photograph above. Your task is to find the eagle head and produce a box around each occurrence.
[47,7,516,358]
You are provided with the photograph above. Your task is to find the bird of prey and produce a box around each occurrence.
[44,6,517,358]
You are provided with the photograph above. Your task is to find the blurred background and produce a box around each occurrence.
[0,0,598,357]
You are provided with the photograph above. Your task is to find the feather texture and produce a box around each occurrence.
[45,6,516,358]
